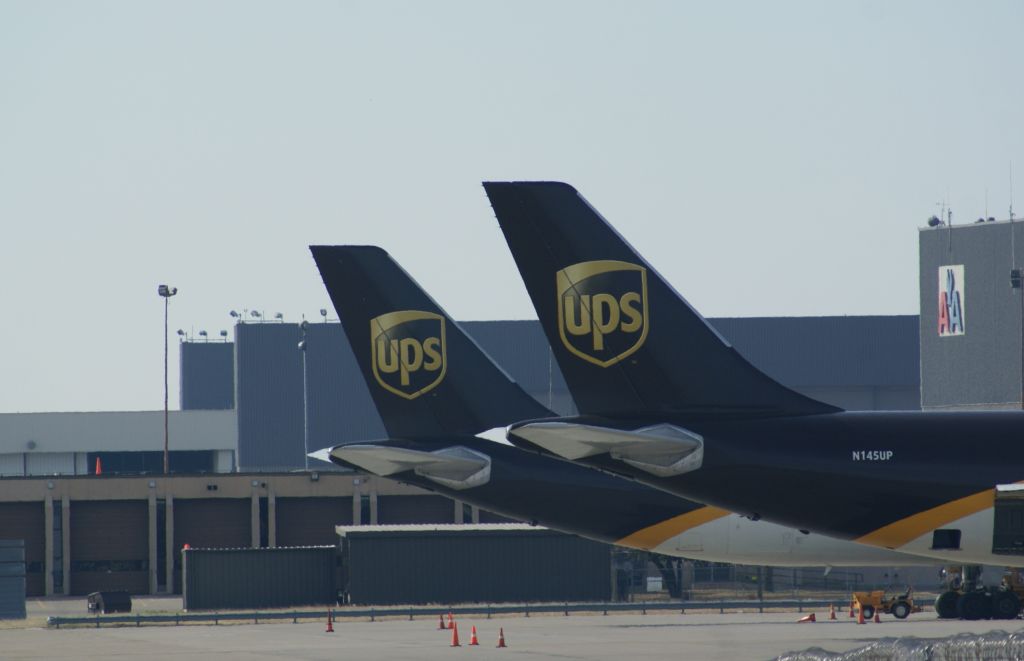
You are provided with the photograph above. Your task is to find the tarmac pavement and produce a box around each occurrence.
[4,609,1024,660]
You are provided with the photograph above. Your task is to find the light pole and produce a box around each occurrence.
[1013,269,1024,407]
[158,284,178,474]
[298,320,310,469]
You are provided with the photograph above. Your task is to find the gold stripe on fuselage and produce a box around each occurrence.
[855,488,996,549]
[615,506,732,550]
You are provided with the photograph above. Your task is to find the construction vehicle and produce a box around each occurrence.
[935,566,1024,620]
[851,587,919,620]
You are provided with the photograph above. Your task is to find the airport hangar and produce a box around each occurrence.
[0,217,1015,598]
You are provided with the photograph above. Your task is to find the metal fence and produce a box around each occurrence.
[613,552,894,605]
[48,598,842,629]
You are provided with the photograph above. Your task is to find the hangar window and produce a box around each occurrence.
[86,450,216,475]
[932,529,962,550]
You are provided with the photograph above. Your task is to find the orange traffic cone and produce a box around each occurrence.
[447,611,454,630]
[829,604,837,620]
[857,607,865,625]
[95,457,102,475]
[325,609,334,633]
[450,622,461,647]
[437,613,446,630]
[469,625,479,646]
[797,613,816,623]
[496,627,507,648]
[873,611,881,623]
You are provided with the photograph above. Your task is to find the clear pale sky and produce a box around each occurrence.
[1,1,1022,413]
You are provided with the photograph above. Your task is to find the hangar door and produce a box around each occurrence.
[69,500,148,595]
[0,503,45,596]
[377,495,453,524]
[173,499,251,593]
[276,497,352,547]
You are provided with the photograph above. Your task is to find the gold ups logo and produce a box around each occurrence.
[370,310,447,399]
[556,260,649,367]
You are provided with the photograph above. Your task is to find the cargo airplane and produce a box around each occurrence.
[308,245,932,567]
[484,181,1024,583]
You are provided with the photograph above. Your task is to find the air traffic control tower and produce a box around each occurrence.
[920,217,1024,410]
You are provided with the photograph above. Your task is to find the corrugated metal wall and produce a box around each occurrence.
[712,316,920,390]
[275,497,351,547]
[345,529,610,605]
[0,455,22,476]
[183,546,336,610]
[180,342,235,410]
[920,222,1023,409]
[69,500,148,595]
[462,320,575,415]
[0,540,26,619]
[25,453,76,475]
[234,322,388,471]
[235,323,306,470]
[304,323,388,450]
[0,503,44,596]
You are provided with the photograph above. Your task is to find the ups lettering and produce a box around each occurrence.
[563,291,644,351]
[375,336,443,386]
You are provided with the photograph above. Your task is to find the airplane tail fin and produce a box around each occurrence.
[482,181,840,418]
[310,245,554,438]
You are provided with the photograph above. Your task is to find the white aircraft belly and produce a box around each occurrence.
[647,515,936,567]
[883,507,1024,566]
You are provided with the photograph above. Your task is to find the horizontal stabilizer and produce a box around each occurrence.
[509,422,703,478]
[331,444,491,490]
[308,447,334,464]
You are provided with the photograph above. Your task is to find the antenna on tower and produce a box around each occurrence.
[1011,161,1016,223]
[1012,161,1017,269]
[947,204,953,250]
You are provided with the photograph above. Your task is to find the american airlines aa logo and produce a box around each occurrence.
[937,265,965,337]
[371,310,447,399]
[556,260,649,367]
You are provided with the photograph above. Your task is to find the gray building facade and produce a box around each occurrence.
[180,342,234,411]
[920,220,1024,410]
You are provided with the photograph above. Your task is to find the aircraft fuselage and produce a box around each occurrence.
[511,408,1024,566]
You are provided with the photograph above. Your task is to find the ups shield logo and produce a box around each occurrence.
[556,260,649,367]
[370,310,447,399]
